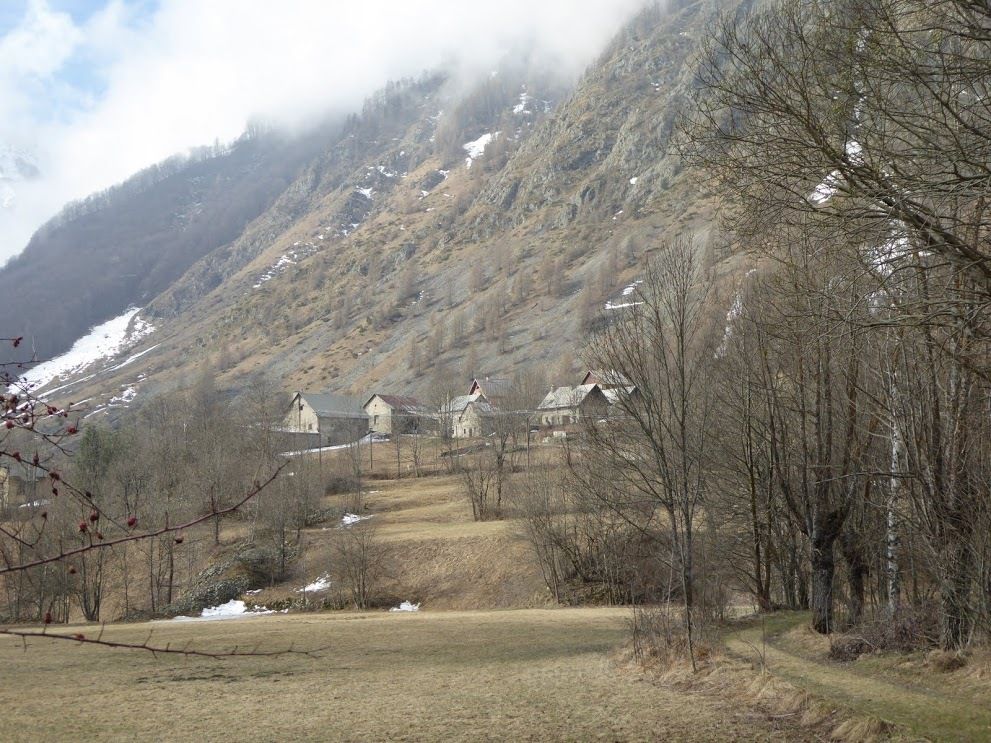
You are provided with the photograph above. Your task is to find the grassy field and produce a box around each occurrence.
[250,468,551,611]
[0,608,810,742]
[725,613,991,742]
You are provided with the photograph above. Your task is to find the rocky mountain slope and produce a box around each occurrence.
[3,0,739,414]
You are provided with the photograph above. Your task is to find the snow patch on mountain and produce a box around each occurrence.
[12,308,157,392]
[604,281,644,311]
[464,132,499,168]
[513,88,532,115]
[252,242,319,289]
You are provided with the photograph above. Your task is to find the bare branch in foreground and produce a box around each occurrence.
[1,625,326,659]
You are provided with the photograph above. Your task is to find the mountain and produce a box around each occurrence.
[0,128,333,361]
[1,0,736,413]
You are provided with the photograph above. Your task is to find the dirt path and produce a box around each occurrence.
[724,615,991,741]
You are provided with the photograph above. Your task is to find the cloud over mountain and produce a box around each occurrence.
[0,0,649,263]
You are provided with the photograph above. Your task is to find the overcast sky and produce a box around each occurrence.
[0,0,648,264]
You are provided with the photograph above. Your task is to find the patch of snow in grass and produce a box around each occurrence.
[109,386,137,405]
[173,600,274,621]
[604,301,644,310]
[604,281,646,310]
[390,601,420,612]
[299,574,331,593]
[252,244,319,289]
[356,186,374,199]
[341,513,372,527]
[104,344,160,374]
[629,176,639,185]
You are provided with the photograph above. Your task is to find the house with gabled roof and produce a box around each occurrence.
[363,394,430,436]
[536,384,609,427]
[437,392,487,439]
[581,370,633,389]
[284,391,367,446]
[467,377,512,403]
[455,398,495,439]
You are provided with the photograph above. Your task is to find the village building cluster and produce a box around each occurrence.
[0,371,636,513]
[281,370,637,448]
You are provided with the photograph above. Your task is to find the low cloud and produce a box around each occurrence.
[0,0,649,264]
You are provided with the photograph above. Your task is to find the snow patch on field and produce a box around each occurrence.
[173,600,274,621]
[390,601,420,612]
[341,513,372,527]
[109,386,137,405]
[12,308,156,392]
[299,574,331,593]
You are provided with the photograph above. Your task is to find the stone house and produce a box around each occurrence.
[454,399,495,439]
[363,394,430,436]
[284,391,368,446]
[437,391,500,439]
[536,384,610,427]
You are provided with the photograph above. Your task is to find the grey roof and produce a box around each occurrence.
[294,392,365,419]
[469,377,512,399]
[537,384,599,411]
[363,394,429,414]
[440,392,484,414]
[603,386,637,405]
[465,399,494,417]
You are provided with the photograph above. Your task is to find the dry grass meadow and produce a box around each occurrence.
[0,608,812,742]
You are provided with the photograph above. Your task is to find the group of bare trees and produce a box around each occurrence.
[513,0,991,658]
[0,372,317,626]
[528,0,991,655]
